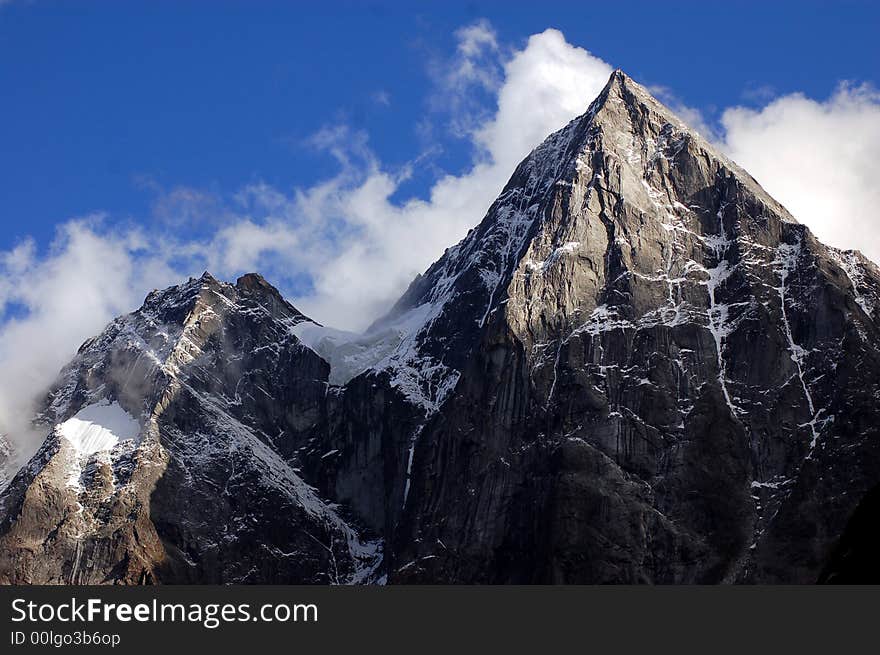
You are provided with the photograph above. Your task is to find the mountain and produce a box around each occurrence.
[2,70,880,584]
[0,273,381,583]
[0,435,11,496]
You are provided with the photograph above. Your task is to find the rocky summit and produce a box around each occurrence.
[2,70,879,584]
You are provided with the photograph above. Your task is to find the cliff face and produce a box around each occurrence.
[0,273,380,584]
[310,71,880,584]
[2,71,879,584]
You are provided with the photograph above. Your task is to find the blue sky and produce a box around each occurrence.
[2,1,878,253]
[1,1,880,435]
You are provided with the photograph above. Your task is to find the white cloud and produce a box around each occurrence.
[0,25,613,453]
[447,19,501,95]
[0,220,181,451]
[455,20,498,59]
[2,21,878,465]
[474,29,612,171]
[427,19,504,138]
[719,83,880,263]
[648,85,719,141]
[210,219,300,272]
[261,28,612,327]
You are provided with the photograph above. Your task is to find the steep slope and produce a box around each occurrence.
[0,435,11,494]
[0,273,381,584]
[2,70,880,585]
[312,70,880,583]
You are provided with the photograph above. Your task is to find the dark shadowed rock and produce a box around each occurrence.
[0,274,380,584]
[311,70,880,584]
[2,71,880,584]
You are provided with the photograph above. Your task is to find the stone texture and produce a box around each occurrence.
[315,71,880,584]
[2,71,880,584]
[0,273,381,584]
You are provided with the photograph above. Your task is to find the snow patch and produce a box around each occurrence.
[524,241,582,274]
[773,241,827,453]
[59,402,140,457]
[291,305,435,386]
[698,204,739,417]
[829,249,875,318]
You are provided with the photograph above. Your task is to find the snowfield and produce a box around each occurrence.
[59,401,141,456]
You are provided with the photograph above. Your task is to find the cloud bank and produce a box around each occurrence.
[1,23,878,460]
[720,83,880,260]
[0,220,180,445]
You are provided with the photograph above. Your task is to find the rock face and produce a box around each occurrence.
[2,70,880,584]
[0,435,11,496]
[0,273,381,584]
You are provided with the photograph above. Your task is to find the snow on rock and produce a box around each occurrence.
[772,241,829,455]
[828,248,876,319]
[524,241,582,273]
[175,384,383,584]
[0,434,12,494]
[57,401,141,489]
[292,305,434,386]
[59,402,141,456]
[356,112,594,413]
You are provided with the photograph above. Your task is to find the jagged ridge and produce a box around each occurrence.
[0,272,381,584]
[3,71,880,584]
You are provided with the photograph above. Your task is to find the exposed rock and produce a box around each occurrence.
[0,273,381,584]
[2,71,879,584]
[311,70,880,583]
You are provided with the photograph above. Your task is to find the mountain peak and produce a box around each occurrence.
[605,67,634,91]
[143,271,302,323]
[589,68,685,131]
[6,66,880,587]
[581,69,797,225]
[236,272,271,292]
